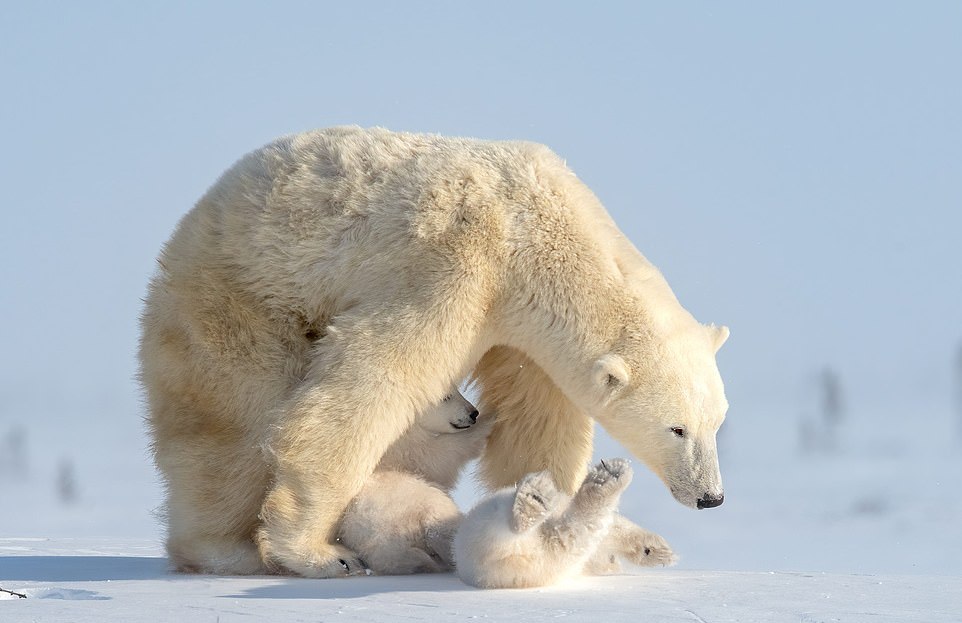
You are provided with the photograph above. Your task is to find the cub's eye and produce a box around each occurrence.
[442,394,453,402]
[671,427,686,438]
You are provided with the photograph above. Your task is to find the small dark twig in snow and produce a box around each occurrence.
[1,587,27,598]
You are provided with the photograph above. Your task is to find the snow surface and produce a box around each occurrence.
[2,538,960,623]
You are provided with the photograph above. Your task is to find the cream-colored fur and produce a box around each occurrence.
[140,126,729,577]
[337,390,491,575]
[375,390,486,492]
[338,471,460,575]
[454,459,673,589]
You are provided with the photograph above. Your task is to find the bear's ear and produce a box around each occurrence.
[592,353,630,403]
[710,325,730,353]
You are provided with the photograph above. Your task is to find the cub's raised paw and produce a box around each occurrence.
[582,458,633,497]
[511,470,562,532]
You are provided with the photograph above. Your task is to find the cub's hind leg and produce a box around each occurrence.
[584,515,676,574]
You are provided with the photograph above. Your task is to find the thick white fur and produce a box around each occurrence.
[375,390,485,492]
[454,459,673,589]
[337,390,491,575]
[140,126,729,577]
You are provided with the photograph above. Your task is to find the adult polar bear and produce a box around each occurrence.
[140,126,730,577]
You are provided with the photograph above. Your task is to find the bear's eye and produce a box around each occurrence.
[442,394,453,402]
[671,427,686,438]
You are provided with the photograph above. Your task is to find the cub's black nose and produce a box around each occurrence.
[468,409,479,423]
[696,493,724,509]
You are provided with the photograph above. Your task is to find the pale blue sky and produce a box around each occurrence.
[2,2,960,437]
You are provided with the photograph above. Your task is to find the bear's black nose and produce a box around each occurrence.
[469,409,479,423]
[696,493,724,509]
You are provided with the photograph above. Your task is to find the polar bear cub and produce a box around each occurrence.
[336,390,491,575]
[454,458,673,588]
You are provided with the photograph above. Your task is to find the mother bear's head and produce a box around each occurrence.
[589,319,730,510]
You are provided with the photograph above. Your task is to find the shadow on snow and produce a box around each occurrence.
[0,556,168,582]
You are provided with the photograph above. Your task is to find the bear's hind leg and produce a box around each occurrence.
[169,536,267,575]
[160,435,270,575]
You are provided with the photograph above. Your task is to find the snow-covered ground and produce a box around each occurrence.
[2,537,960,623]
[2,399,961,621]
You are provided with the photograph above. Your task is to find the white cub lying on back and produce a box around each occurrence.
[338,390,673,580]
[454,458,675,589]
[336,389,492,575]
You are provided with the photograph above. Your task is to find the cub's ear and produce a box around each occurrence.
[710,325,730,353]
[592,353,630,403]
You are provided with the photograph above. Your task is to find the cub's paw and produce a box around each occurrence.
[511,470,562,532]
[623,530,677,568]
[582,458,633,498]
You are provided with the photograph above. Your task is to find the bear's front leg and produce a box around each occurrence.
[473,347,595,494]
[256,302,481,577]
[257,373,423,577]
[258,478,368,577]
